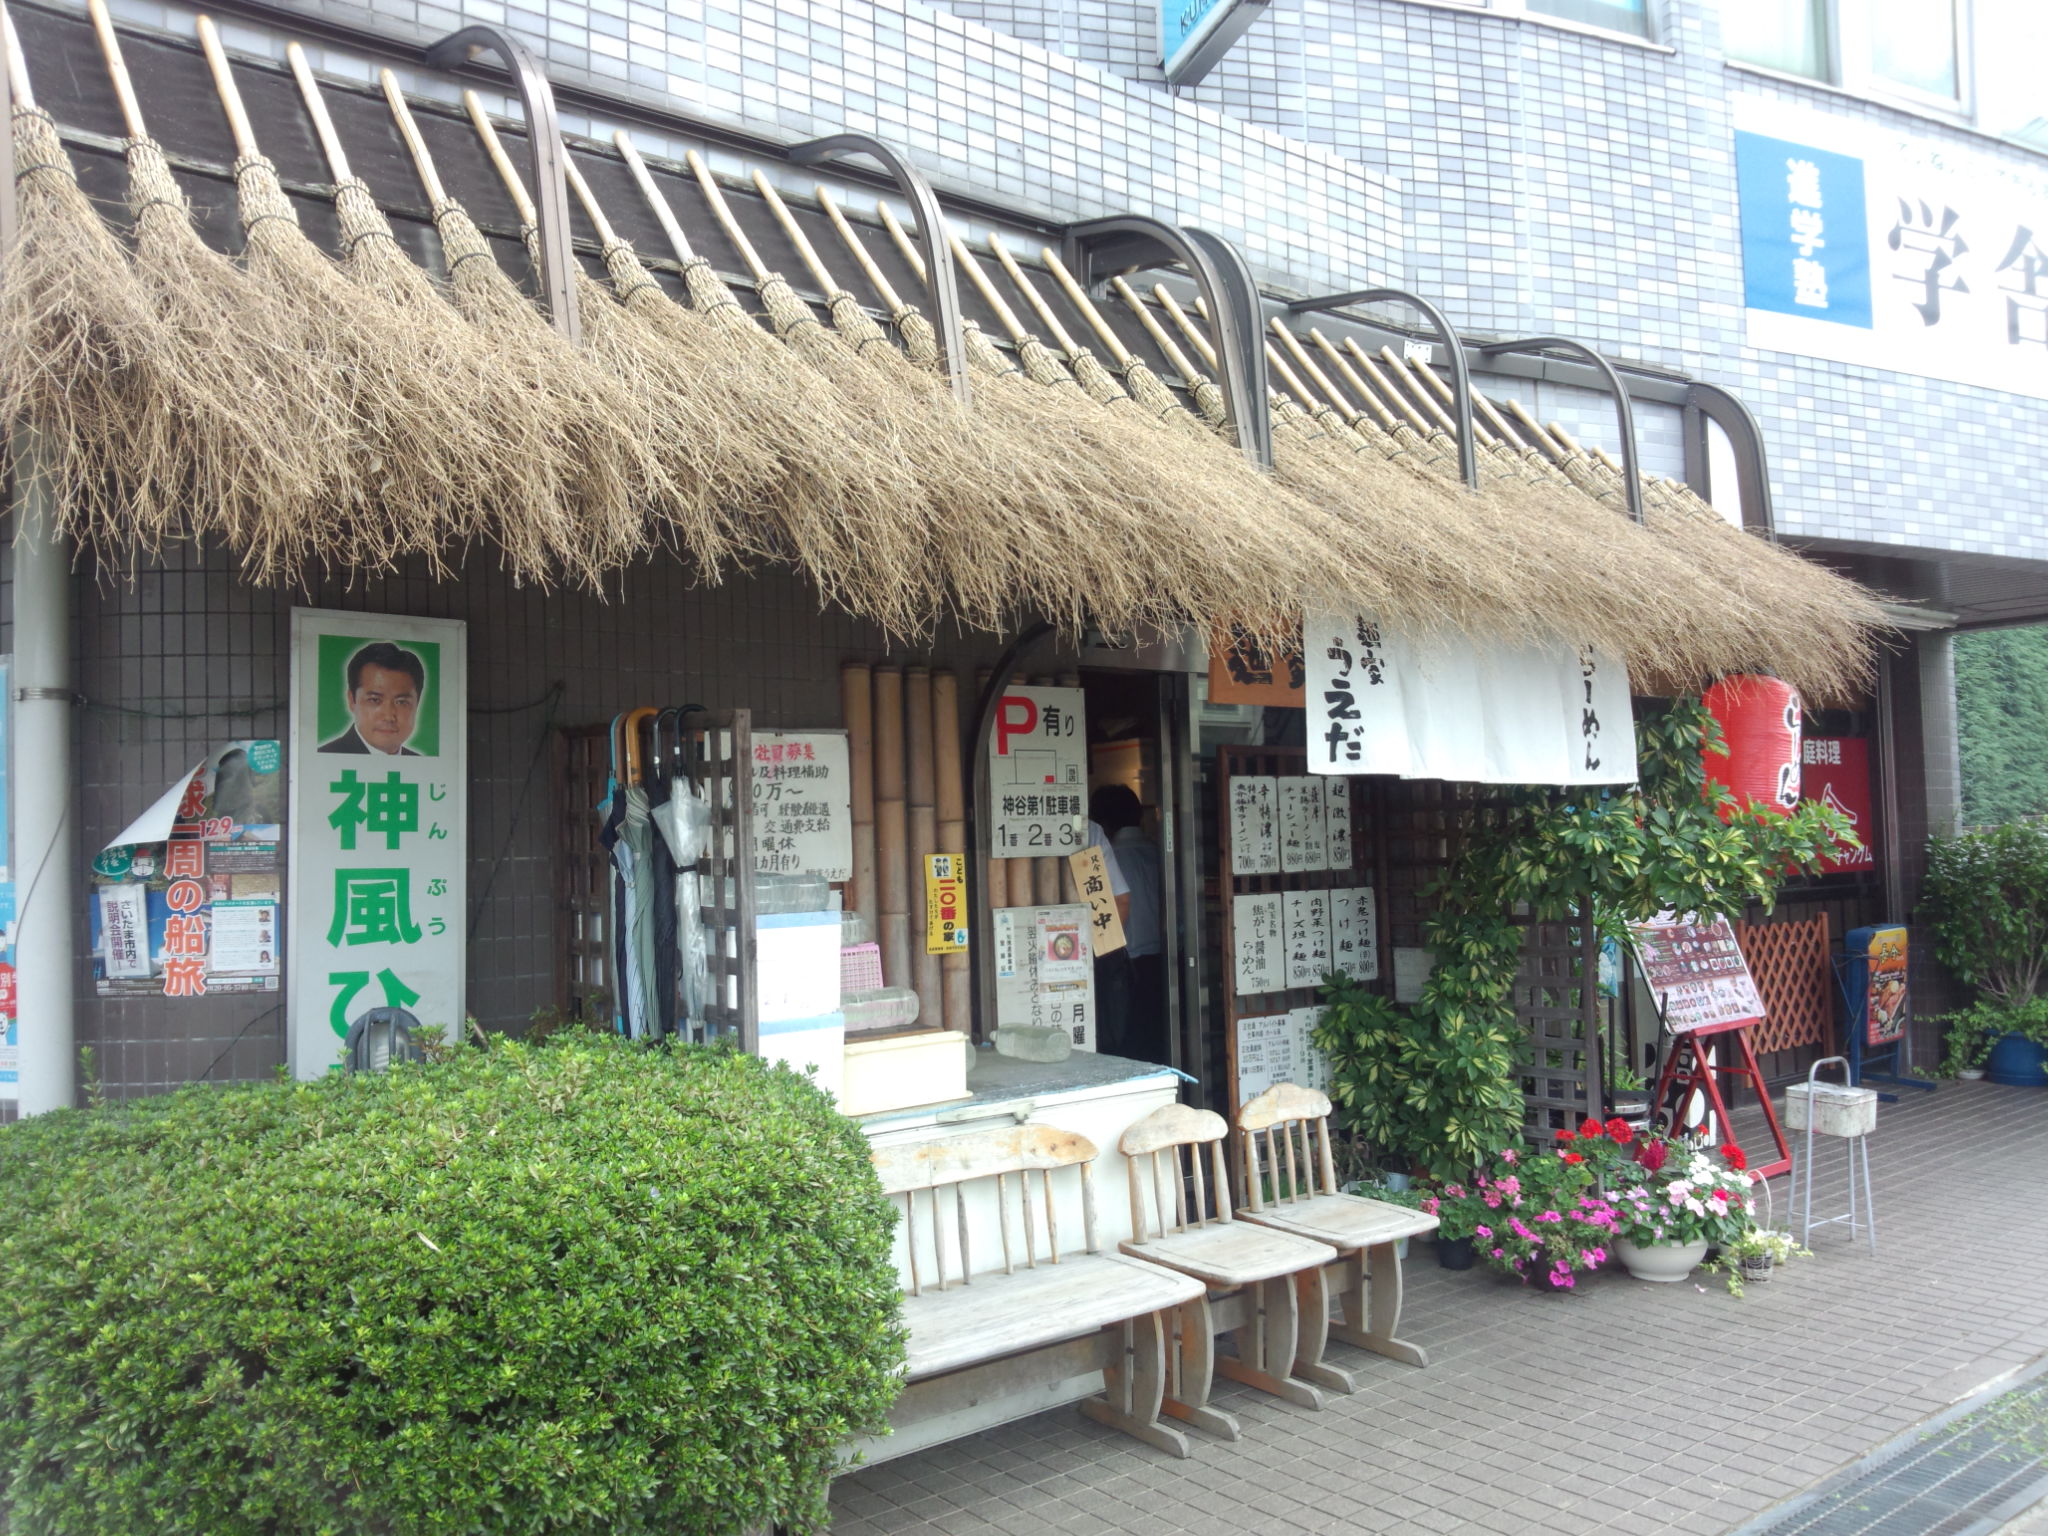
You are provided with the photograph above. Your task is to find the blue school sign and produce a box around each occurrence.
[1160,0,1268,87]
[1735,129,1873,329]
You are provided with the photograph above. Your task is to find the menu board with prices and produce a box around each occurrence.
[1229,775,1280,875]
[1236,1006,1333,1102]
[1279,778,1329,872]
[1231,892,1285,995]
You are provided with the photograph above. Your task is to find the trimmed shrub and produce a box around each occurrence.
[0,1038,904,1535]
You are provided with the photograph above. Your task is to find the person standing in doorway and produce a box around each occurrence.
[1091,784,1165,1063]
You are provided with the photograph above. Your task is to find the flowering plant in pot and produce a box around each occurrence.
[1589,1124,1758,1282]
[1420,1181,1483,1270]
[1713,1227,1809,1298]
[1466,1147,1618,1291]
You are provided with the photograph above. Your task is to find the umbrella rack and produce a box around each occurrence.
[592,704,758,1053]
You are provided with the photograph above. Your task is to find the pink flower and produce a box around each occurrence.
[1483,1194,1501,1208]
[1500,1150,1519,1164]
[1475,1224,1492,1238]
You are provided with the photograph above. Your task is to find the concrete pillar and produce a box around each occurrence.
[1916,630,1963,839]
[12,456,78,1115]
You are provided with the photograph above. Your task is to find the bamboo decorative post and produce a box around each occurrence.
[873,667,911,990]
[840,662,878,926]
[905,665,944,1028]
[974,667,1009,913]
[933,671,972,1036]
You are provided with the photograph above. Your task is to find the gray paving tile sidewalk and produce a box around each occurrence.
[831,1081,2048,1535]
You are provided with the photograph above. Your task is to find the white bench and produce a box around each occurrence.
[852,1124,1207,1465]
[1116,1102,1340,1441]
[1235,1084,1438,1394]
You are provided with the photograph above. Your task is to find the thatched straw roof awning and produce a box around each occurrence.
[0,1,1887,702]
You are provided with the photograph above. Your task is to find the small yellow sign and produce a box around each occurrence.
[925,853,969,954]
[1068,846,1126,956]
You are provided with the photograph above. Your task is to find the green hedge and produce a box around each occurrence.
[0,1038,904,1536]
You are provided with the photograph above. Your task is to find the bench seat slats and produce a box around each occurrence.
[902,1252,1204,1380]
[1238,1192,1439,1251]
[1120,1222,1338,1289]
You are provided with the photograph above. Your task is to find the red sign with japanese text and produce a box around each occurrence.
[1800,735,1875,874]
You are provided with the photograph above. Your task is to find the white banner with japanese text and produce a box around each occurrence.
[288,609,466,1077]
[1303,611,1635,785]
[1735,96,2048,399]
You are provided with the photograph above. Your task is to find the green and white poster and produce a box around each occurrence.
[288,609,466,1076]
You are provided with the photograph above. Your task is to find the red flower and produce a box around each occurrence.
[1578,1117,1603,1140]
[1722,1143,1748,1172]
[1561,1152,1585,1165]
[1555,1129,1576,1144]
[1636,1139,1669,1173]
[1605,1118,1634,1143]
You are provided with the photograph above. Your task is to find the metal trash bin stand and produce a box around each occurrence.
[1784,1055,1878,1255]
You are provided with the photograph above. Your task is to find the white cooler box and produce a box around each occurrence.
[1783,1080,1878,1138]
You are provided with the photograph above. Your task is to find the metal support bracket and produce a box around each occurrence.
[1680,379,1777,540]
[424,24,579,340]
[1061,215,1273,470]
[790,132,969,405]
[1475,336,1643,523]
[1286,287,1478,489]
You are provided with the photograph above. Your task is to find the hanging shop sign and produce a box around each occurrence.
[1208,626,1304,707]
[1302,611,1635,784]
[1628,911,1765,1033]
[1801,735,1876,874]
[1067,845,1127,956]
[288,609,465,1077]
[1160,0,1270,87]
[924,853,968,954]
[993,902,1096,1049]
[89,741,286,1000]
[1236,1006,1332,1103]
[1734,98,2048,401]
[750,730,852,880]
[987,685,1088,856]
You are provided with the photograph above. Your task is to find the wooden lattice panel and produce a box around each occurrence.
[1733,913,1833,1056]
[1517,919,1600,1138]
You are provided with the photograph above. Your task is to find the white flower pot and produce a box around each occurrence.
[1613,1236,1710,1283]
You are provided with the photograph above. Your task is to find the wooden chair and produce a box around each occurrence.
[866,1124,1208,1462]
[1234,1083,1438,1394]
[1117,1102,1340,1439]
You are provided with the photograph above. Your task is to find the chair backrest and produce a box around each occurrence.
[1235,1083,1340,1212]
[870,1124,1101,1296]
[1119,1101,1233,1245]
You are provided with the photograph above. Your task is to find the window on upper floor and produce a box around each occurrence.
[1525,0,1653,40]
[1725,0,1981,113]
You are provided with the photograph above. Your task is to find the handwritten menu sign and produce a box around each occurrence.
[752,730,852,879]
[1628,911,1765,1033]
[1325,780,1353,870]
[1278,777,1329,872]
[1283,889,1331,989]
[1232,892,1285,995]
[1229,775,1279,875]
[1329,885,1378,981]
[1236,1006,1332,1101]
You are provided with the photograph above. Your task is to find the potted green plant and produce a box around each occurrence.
[1714,1227,1810,1297]
[1462,1144,1619,1291]
[1421,1180,1483,1270]
[1920,822,2048,1086]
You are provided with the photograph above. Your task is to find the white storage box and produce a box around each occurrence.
[756,911,842,1023]
[840,1029,971,1118]
[1783,1080,1878,1138]
[760,1011,845,1103]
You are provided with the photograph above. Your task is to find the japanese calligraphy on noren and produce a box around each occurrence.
[987,686,1088,856]
[289,609,465,1077]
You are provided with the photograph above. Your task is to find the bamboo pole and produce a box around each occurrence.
[840,662,879,927]
[873,666,912,990]
[933,670,973,1034]
[905,665,944,1028]
[973,666,1010,912]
